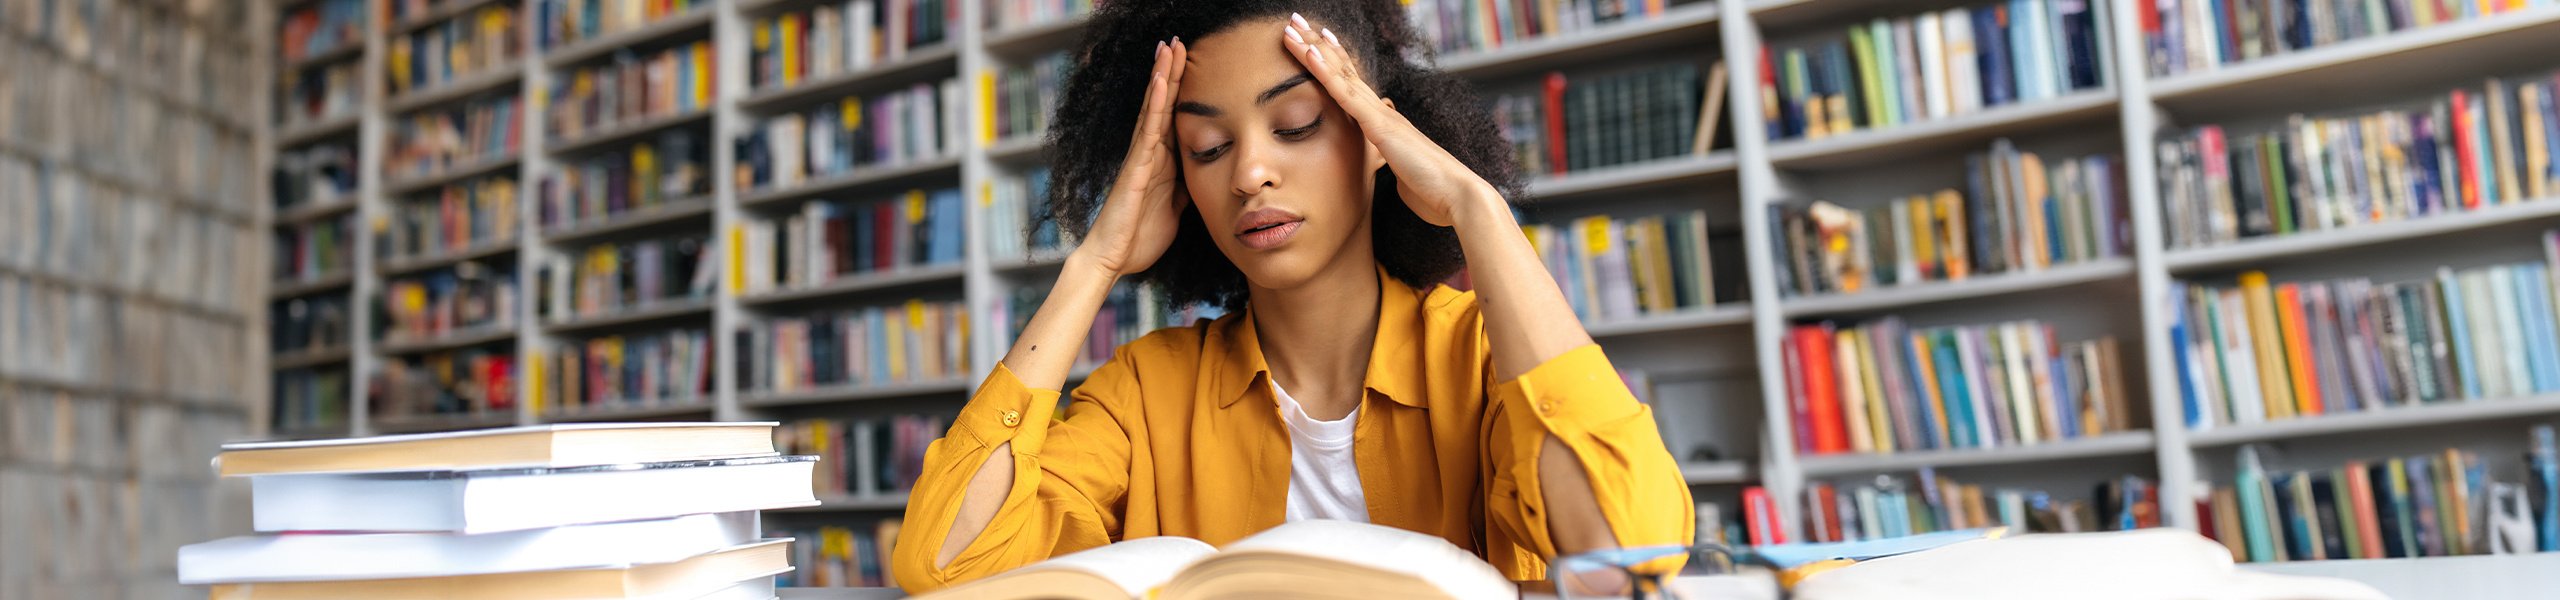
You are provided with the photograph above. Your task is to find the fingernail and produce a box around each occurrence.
[1291,12,1310,30]
[1283,26,1304,45]
[1322,28,1341,47]
[1310,45,1326,67]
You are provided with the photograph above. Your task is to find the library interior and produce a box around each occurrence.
[9,0,2560,597]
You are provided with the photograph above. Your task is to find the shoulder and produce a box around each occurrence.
[1415,282,1488,338]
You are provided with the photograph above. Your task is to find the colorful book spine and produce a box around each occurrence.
[538,327,714,415]
[1770,141,2125,297]
[540,233,716,322]
[371,347,519,420]
[2147,0,2550,79]
[388,94,524,181]
[282,0,369,63]
[1787,317,2130,455]
[540,131,713,230]
[772,519,906,588]
[738,188,964,294]
[548,40,716,143]
[379,260,521,343]
[1766,0,2111,143]
[983,167,1061,262]
[998,282,1227,374]
[537,0,704,50]
[748,0,955,92]
[1520,209,1727,325]
[1801,470,2158,543]
[989,51,1073,143]
[383,175,520,261]
[1489,61,1718,177]
[386,4,523,96]
[2207,440,2524,562]
[2172,251,2560,428]
[738,299,971,394]
[1403,0,1673,57]
[735,78,964,192]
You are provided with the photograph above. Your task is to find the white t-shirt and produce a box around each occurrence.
[1273,380,1370,523]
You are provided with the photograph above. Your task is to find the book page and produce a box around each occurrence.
[1218,521,1515,599]
[1029,536,1218,596]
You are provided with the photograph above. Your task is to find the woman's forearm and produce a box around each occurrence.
[933,254,1120,568]
[1449,186,1595,380]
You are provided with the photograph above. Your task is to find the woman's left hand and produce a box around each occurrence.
[1282,13,1496,228]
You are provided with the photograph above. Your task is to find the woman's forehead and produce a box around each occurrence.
[1174,17,1306,105]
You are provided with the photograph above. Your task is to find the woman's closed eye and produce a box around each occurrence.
[1187,117,1325,163]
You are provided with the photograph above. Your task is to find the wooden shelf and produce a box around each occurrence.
[989,249,1072,274]
[273,198,359,226]
[2187,393,2560,448]
[2163,199,2560,274]
[739,378,972,409]
[987,135,1044,163]
[1436,2,1722,80]
[1780,258,2135,319]
[1797,431,2158,477]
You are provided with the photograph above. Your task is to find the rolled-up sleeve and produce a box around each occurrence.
[1480,343,1695,579]
[890,358,1138,593]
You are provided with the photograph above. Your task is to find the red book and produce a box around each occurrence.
[2196,496,2219,543]
[1781,325,1814,454]
[2274,283,2325,415]
[873,202,898,271]
[1542,72,1568,176]
[1794,324,1849,454]
[2137,0,2160,35]
[1814,483,1844,542]
[1742,486,1785,546]
[2453,89,2482,209]
[2345,462,2385,559]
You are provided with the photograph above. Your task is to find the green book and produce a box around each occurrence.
[2264,135,2294,235]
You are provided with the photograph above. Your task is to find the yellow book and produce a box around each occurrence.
[692,41,714,107]
[2018,152,2050,269]
[1836,328,1875,454]
[1934,189,1970,280]
[2488,79,2525,205]
[1638,216,1677,311]
[979,70,1001,144]
[1907,197,1938,280]
[889,300,917,381]
[780,13,804,86]
[1854,329,1896,452]
[726,225,748,293]
[2238,271,2296,420]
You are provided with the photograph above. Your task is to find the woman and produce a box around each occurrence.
[891,0,1693,592]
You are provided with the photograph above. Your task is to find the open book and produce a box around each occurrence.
[917,520,1516,600]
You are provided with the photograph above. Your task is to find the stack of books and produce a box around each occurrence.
[2202,441,2514,562]
[1783,317,2134,455]
[179,423,818,599]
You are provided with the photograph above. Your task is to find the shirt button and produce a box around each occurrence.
[1538,401,1556,414]
[1001,409,1022,427]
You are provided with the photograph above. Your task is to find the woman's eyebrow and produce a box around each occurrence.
[1172,73,1316,119]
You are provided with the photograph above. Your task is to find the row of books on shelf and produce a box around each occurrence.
[775,520,904,588]
[274,295,353,357]
[989,51,1071,145]
[2160,73,2560,249]
[4,53,263,211]
[541,132,713,231]
[1492,61,1723,177]
[737,299,972,395]
[388,3,524,97]
[749,0,955,93]
[540,233,718,322]
[1784,317,2135,455]
[379,261,520,344]
[983,167,1064,263]
[985,0,1091,34]
[368,348,518,421]
[1,156,258,311]
[275,215,354,284]
[3,282,254,400]
[280,59,361,130]
[735,78,965,193]
[274,142,358,213]
[1000,283,1228,374]
[1795,471,2160,544]
[1763,0,2113,144]
[2145,0,2556,79]
[1770,143,2127,298]
[1405,0,1686,59]
[548,41,715,144]
[389,94,523,182]
[775,416,940,499]
[383,175,521,262]
[281,0,366,64]
[536,328,715,416]
[2199,437,2549,563]
[2173,249,2560,428]
[737,188,965,294]
[1523,209,1734,325]
[536,0,706,51]
[272,368,350,432]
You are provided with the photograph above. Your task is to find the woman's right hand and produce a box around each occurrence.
[1074,39,1191,277]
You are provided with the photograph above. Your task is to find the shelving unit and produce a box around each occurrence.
[253,0,2560,550]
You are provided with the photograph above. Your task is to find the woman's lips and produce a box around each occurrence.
[1239,220,1302,250]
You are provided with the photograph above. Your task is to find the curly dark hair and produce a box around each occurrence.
[1036,0,1527,311]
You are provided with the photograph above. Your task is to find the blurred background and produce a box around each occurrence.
[8,0,2560,597]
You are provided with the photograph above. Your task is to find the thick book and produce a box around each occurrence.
[182,512,760,583]
[914,520,1512,600]
[216,422,778,476]
[206,539,788,600]
[251,456,819,533]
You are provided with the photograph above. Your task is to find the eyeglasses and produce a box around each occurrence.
[1548,543,1756,600]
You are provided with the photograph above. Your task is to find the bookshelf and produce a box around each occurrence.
[250,0,2560,567]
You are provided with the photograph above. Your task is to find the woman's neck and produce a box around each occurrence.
[1251,253,1382,421]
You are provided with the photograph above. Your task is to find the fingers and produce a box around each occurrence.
[1281,14,1385,124]
[1129,38,1184,171]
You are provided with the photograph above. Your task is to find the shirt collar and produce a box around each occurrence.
[1212,265,1431,410]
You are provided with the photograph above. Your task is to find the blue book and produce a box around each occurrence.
[2236,447,2276,562]
[2438,268,2482,399]
[1888,321,1942,450]
[1933,330,1977,449]
[2515,265,2560,392]
[2534,425,2558,552]
[1973,7,2010,108]
[2409,458,2445,556]
[2006,0,2037,103]
[2169,283,2203,428]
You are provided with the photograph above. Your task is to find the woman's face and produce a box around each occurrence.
[1172,17,1383,294]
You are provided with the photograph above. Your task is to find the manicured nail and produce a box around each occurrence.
[1283,25,1304,45]
[1291,12,1310,31]
[1322,28,1340,47]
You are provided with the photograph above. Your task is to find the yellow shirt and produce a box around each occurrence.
[889,270,1694,592]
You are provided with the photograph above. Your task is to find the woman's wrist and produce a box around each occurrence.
[1061,246,1126,290]
[1448,182,1515,234]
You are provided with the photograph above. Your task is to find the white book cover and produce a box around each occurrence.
[1915,11,1950,120]
[1942,8,1980,115]
[851,0,876,70]
[181,512,761,584]
[2001,323,2039,444]
[2219,291,2266,424]
[2466,271,2511,399]
[251,456,818,534]
[1954,327,1997,449]
[2492,267,2535,395]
